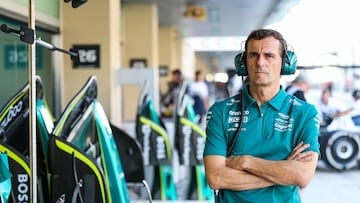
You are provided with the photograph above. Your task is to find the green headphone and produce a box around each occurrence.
[234,50,298,76]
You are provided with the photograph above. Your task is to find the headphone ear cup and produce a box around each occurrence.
[281,50,297,75]
[234,52,247,76]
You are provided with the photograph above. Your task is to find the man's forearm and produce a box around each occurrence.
[240,154,318,187]
[204,156,274,191]
[242,157,302,185]
[225,143,318,187]
[210,166,274,191]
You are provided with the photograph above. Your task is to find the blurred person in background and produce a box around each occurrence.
[285,73,311,102]
[348,90,360,126]
[189,70,209,124]
[161,69,183,118]
[317,87,352,127]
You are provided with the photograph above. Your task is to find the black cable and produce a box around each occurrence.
[72,153,84,203]
[215,84,295,202]
[227,83,295,158]
[227,77,247,157]
[71,179,83,203]
[214,77,247,202]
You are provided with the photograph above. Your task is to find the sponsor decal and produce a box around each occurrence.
[226,98,241,106]
[17,174,29,202]
[155,136,166,160]
[274,112,293,132]
[142,125,151,165]
[141,124,167,164]
[196,136,204,161]
[182,125,192,165]
[229,110,241,116]
[227,110,249,132]
[228,116,240,123]
[55,194,66,203]
[0,101,23,135]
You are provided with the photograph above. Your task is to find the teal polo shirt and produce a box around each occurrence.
[204,85,320,203]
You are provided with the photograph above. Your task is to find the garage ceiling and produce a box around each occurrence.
[121,0,301,73]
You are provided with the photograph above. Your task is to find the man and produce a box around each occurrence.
[349,90,360,126]
[161,69,183,117]
[285,73,311,102]
[349,89,360,114]
[203,29,320,202]
[189,70,209,124]
[317,87,351,127]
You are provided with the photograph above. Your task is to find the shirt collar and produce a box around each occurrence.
[243,85,287,111]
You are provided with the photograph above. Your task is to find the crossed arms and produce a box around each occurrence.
[204,142,319,191]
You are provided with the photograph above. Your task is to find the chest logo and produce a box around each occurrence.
[274,112,292,132]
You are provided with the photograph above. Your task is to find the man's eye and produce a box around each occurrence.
[249,53,257,58]
[266,54,275,59]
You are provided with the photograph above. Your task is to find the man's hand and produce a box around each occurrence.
[287,141,313,162]
[225,155,249,171]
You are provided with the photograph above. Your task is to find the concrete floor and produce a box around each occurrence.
[122,122,360,203]
[130,160,360,203]
[302,161,360,203]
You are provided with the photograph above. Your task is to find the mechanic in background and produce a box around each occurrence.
[161,69,183,118]
[189,70,209,124]
[285,73,311,102]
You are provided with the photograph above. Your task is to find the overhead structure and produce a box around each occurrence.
[64,0,88,8]
[183,4,207,21]
[121,0,300,72]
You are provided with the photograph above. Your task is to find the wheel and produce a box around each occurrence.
[321,131,360,171]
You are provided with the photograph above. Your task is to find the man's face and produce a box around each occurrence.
[172,74,181,83]
[246,36,283,87]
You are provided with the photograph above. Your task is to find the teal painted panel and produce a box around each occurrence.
[15,0,59,18]
[3,44,42,69]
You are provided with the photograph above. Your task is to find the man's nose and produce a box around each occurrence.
[256,55,266,66]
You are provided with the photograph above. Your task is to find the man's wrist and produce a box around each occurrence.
[242,155,253,171]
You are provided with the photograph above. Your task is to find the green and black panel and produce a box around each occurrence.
[0,76,53,203]
[136,89,177,200]
[0,142,30,203]
[111,123,144,183]
[49,75,130,202]
[0,76,53,158]
[48,76,107,203]
[174,81,213,200]
[94,101,130,203]
[52,76,97,139]
[174,81,204,165]
[36,77,55,202]
[48,136,107,203]
[0,79,30,155]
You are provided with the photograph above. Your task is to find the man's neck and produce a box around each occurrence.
[249,84,280,106]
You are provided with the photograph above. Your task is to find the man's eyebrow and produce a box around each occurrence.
[248,51,258,55]
[265,51,275,55]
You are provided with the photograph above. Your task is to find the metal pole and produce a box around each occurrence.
[28,0,37,202]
